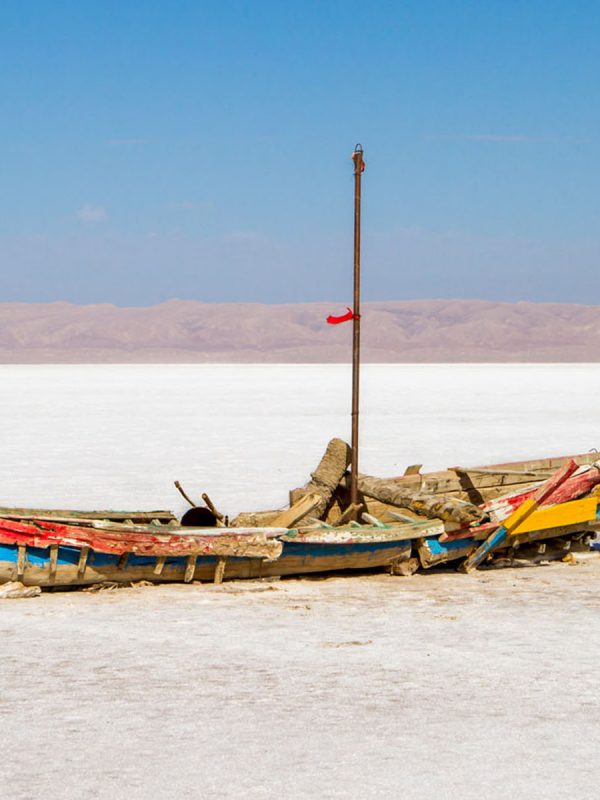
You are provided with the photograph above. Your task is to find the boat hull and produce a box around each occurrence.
[0,538,412,587]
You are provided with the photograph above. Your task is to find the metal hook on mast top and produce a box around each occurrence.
[352,144,365,173]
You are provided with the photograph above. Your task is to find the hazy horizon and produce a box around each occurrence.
[2,295,600,310]
[1,298,600,364]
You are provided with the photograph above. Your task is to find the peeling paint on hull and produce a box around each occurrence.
[0,539,412,587]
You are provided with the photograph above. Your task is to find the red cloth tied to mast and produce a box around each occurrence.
[326,307,359,325]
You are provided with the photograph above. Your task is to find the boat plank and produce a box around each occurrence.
[387,452,598,497]
[77,546,89,578]
[0,519,283,560]
[184,555,197,583]
[0,538,412,586]
[17,544,26,579]
[0,508,177,523]
[269,493,322,529]
[461,461,579,572]
[214,557,227,584]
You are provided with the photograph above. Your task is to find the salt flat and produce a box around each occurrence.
[2,363,600,798]
[2,559,600,799]
[1,363,600,515]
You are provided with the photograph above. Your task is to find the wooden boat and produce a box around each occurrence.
[345,450,600,523]
[1,498,598,588]
[0,518,282,587]
[0,517,416,587]
[1,451,599,589]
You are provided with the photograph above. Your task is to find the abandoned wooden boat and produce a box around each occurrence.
[0,517,418,587]
[1,449,600,589]
[327,450,600,524]
[0,518,282,587]
[1,488,599,588]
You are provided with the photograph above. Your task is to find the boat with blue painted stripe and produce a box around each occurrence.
[3,449,600,590]
[0,517,416,587]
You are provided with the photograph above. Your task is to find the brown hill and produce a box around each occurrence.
[0,299,599,362]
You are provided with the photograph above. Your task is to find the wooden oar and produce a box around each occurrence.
[174,480,196,508]
[460,460,579,573]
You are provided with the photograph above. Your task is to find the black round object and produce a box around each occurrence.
[180,506,218,527]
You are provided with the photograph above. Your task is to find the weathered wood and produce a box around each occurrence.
[0,581,41,599]
[174,481,196,507]
[289,488,305,506]
[301,517,334,529]
[291,438,352,525]
[0,539,413,586]
[390,556,420,576]
[442,492,600,544]
[0,515,174,528]
[77,546,89,577]
[49,544,58,582]
[388,510,422,523]
[511,520,600,547]
[118,553,129,570]
[184,555,197,583]
[330,483,572,522]
[0,507,177,523]
[269,493,322,529]
[284,526,421,544]
[511,497,597,535]
[361,513,386,528]
[363,499,426,522]
[482,465,600,522]
[461,461,579,572]
[332,503,362,526]
[386,452,598,500]
[321,452,598,516]
[17,544,26,579]
[355,474,484,525]
[511,460,579,523]
[469,452,597,474]
[202,493,225,526]
[153,556,166,575]
[0,518,284,561]
[214,557,227,584]
[488,538,576,567]
[452,468,486,505]
[418,536,475,568]
[229,510,281,528]
[451,466,553,478]
[403,464,422,476]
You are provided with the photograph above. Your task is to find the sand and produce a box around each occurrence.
[2,558,600,799]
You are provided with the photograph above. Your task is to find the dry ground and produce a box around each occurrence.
[2,557,600,799]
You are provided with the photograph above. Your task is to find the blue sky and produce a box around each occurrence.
[2,0,600,305]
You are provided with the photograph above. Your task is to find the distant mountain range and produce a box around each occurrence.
[0,299,598,362]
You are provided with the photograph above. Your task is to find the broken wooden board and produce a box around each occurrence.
[282,524,426,544]
[0,507,177,524]
[461,461,579,572]
[269,492,322,528]
[354,474,484,525]
[418,536,476,569]
[510,496,598,535]
[0,518,284,561]
[385,452,599,501]
[442,495,600,544]
[229,510,281,528]
[511,520,600,548]
[482,466,600,522]
[288,438,352,524]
